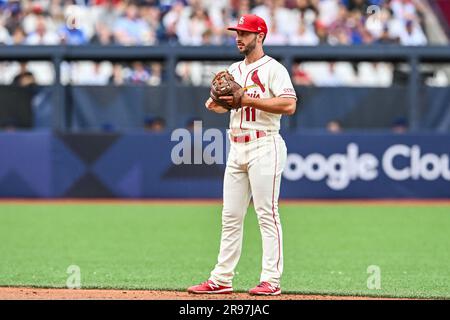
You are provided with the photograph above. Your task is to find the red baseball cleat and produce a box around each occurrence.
[187,280,233,294]
[249,282,281,296]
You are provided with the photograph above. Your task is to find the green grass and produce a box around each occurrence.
[0,203,449,298]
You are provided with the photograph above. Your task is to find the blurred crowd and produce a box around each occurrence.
[0,0,434,86]
[0,0,429,46]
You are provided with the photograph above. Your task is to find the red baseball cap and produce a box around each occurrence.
[227,14,268,35]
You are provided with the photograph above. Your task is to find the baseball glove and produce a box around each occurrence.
[210,71,244,110]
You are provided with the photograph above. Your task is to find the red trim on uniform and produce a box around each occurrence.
[240,57,273,129]
[271,136,282,274]
[240,106,244,129]
[237,62,243,127]
[278,94,297,99]
[231,130,266,143]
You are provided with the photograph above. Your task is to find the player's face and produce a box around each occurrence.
[236,30,259,55]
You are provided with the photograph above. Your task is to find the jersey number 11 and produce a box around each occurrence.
[244,107,256,122]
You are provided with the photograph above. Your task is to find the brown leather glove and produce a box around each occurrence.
[210,71,244,110]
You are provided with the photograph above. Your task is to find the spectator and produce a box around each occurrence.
[294,0,319,27]
[3,62,36,130]
[11,26,26,44]
[264,17,288,45]
[346,0,370,15]
[59,16,87,45]
[365,5,386,39]
[12,63,36,87]
[234,0,251,18]
[95,0,123,31]
[183,7,212,46]
[346,10,366,45]
[327,120,343,133]
[376,26,399,44]
[175,61,192,84]
[329,26,351,45]
[207,4,231,45]
[292,63,314,86]
[289,20,319,45]
[186,117,202,131]
[328,4,349,35]
[125,61,151,84]
[383,8,405,40]
[113,2,153,45]
[90,22,114,45]
[148,62,163,85]
[144,116,166,132]
[161,0,186,44]
[252,0,296,37]
[2,0,23,34]
[391,117,408,133]
[25,15,59,45]
[398,19,427,46]
[22,4,57,37]
[142,5,164,43]
[314,20,329,44]
[109,63,125,85]
[73,62,112,85]
[201,29,214,45]
[306,62,346,86]
[317,0,340,27]
[0,24,11,45]
[391,0,417,22]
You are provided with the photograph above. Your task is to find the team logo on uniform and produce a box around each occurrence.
[251,70,265,93]
[239,17,245,25]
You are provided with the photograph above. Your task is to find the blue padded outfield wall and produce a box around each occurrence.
[0,131,449,199]
[2,86,450,131]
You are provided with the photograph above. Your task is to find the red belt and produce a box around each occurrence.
[231,130,266,143]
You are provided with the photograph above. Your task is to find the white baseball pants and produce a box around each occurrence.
[210,132,287,288]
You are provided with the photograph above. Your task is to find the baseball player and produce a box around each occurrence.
[188,14,297,296]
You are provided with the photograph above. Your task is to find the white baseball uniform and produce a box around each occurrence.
[209,55,297,288]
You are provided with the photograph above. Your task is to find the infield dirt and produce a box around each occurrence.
[0,287,414,300]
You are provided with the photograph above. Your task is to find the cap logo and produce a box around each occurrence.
[239,17,245,25]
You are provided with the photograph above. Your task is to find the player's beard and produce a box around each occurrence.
[238,35,257,56]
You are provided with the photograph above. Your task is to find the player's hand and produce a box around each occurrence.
[218,96,233,106]
[205,98,229,114]
[219,92,247,109]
